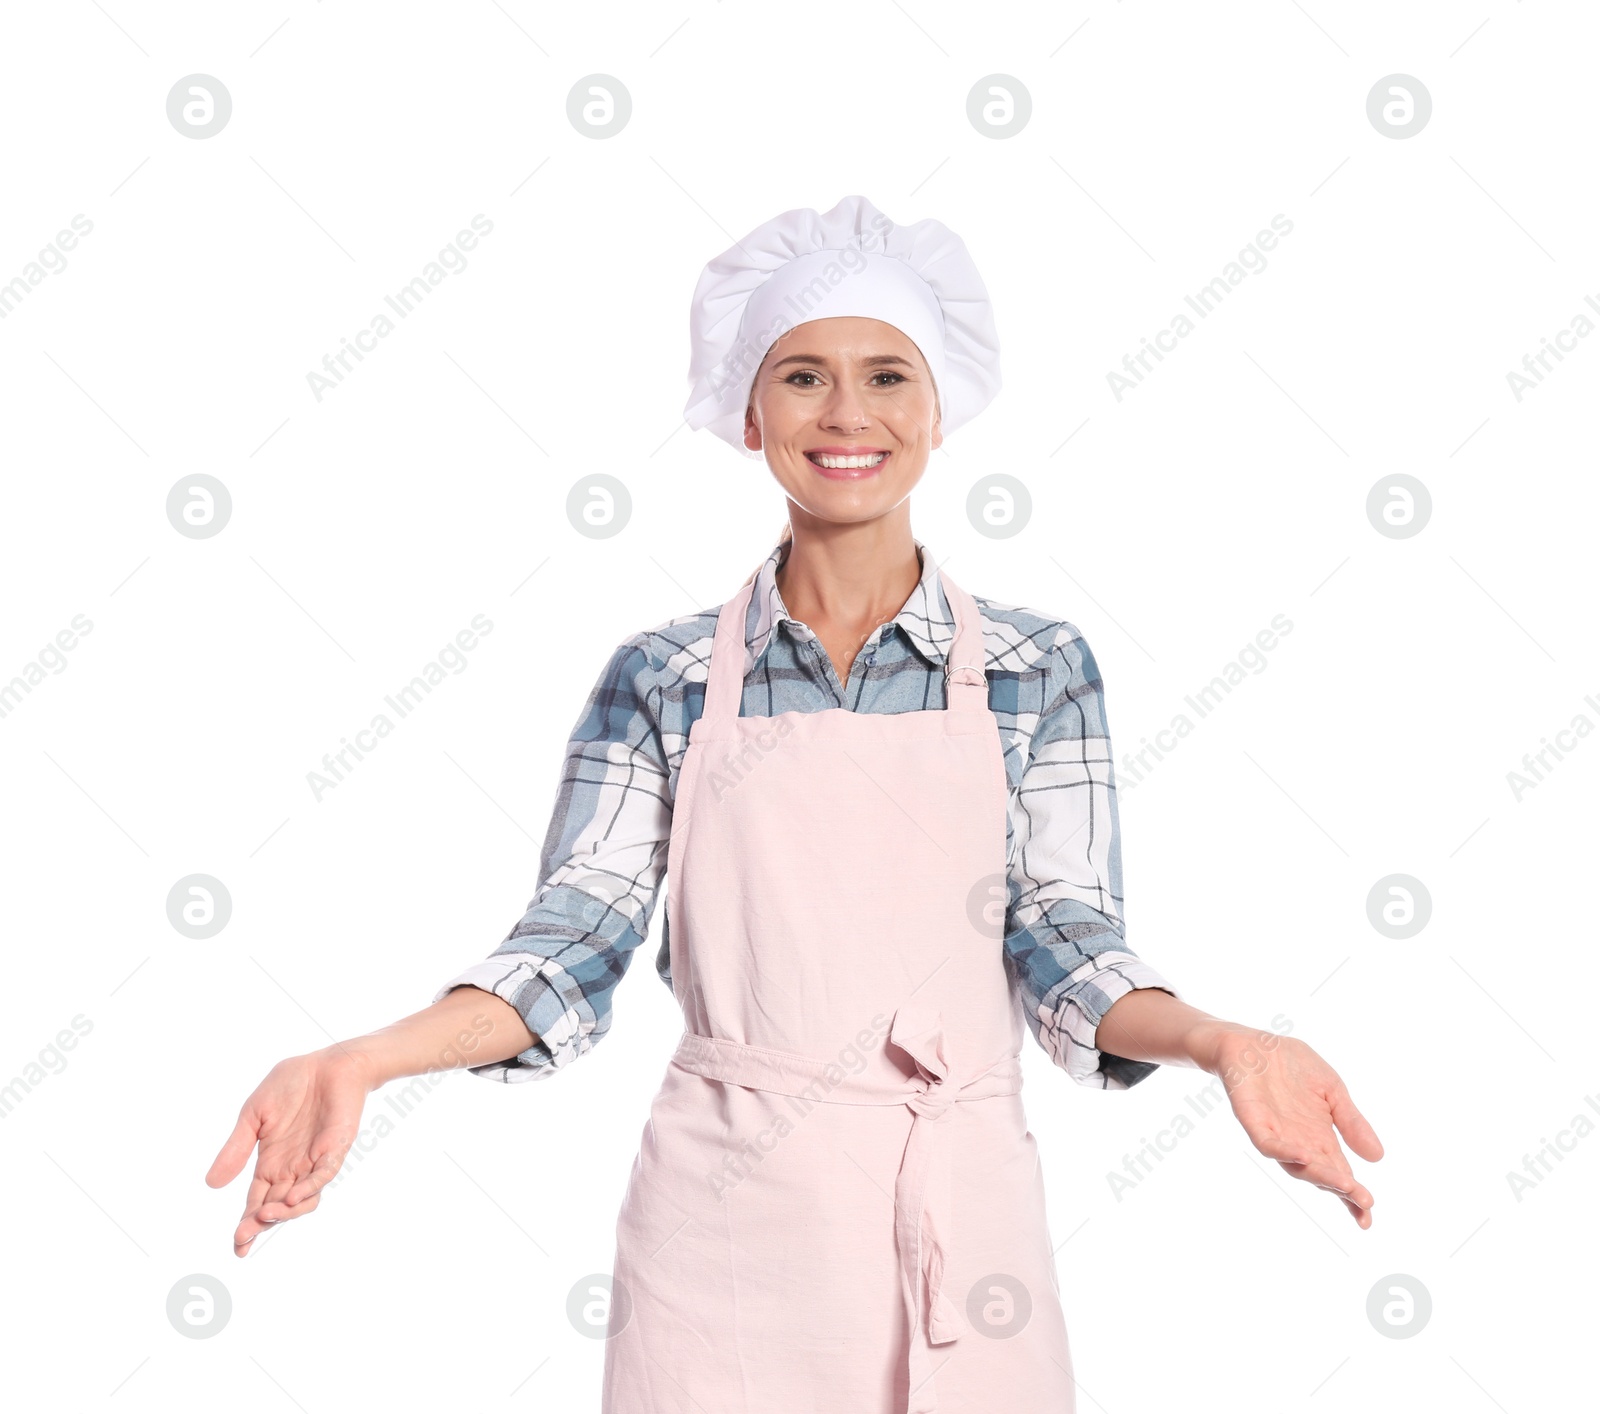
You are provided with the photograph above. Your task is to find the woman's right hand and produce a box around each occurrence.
[204,988,536,1255]
[205,1045,374,1257]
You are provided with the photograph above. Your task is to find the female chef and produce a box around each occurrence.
[209,195,1382,1414]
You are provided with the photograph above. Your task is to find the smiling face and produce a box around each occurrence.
[743,316,942,528]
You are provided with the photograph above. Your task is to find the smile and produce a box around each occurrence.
[805,449,889,479]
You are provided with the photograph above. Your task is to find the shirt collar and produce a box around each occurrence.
[745,534,955,670]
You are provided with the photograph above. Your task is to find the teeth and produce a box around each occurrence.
[812,453,886,469]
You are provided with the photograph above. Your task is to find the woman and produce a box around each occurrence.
[208,195,1382,1413]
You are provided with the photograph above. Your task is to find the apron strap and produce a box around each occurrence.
[702,577,758,726]
[700,563,991,725]
[937,570,991,718]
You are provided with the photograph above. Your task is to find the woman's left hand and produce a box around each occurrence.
[1202,1023,1385,1227]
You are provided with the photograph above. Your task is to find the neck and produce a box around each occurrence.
[773,508,921,633]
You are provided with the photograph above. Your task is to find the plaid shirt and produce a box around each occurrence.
[435,536,1181,1088]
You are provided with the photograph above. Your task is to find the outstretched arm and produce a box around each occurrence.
[207,627,675,1256]
[1094,987,1386,1229]
[205,987,534,1257]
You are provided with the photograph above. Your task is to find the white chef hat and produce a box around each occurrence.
[683,194,1001,458]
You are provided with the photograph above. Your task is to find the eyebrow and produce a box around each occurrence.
[769,353,917,370]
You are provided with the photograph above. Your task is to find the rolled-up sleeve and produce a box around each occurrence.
[433,632,673,1082]
[1003,628,1182,1089]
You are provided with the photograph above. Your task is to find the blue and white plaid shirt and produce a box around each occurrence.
[435,536,1181,1087]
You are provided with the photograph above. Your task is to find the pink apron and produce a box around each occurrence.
[602,568,1076,1413]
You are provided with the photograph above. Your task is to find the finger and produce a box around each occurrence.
[1296,1169,1375,1229]
[240,1173,272,1229]
[282,1150,345,1208]
[1309,1176,1375,1211]
[1332,1188,1374,1228]
[238,1173,293,1241]
[1281,1151,1375,1213]
[1248,1094,1376,1198]
[234,1179,295,1256]
[233,1212,274,1256]
[206,1106,262,1187]
[257,1191,322,1224]
[1329,1087,1385,1162]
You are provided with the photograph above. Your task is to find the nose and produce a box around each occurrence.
[818,382,870,433]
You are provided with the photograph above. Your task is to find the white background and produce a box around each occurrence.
[1,1,1595,1410]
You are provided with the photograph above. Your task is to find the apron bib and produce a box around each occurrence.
[601,568,1075,1413]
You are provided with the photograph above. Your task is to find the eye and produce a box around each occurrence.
[783,369,904,388]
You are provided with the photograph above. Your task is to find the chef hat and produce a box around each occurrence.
[683,194,1001,458]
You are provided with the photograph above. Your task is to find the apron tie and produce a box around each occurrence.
[669,1012,1023,1414]
[888,1004,972,1414]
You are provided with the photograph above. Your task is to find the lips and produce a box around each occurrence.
[805,448,890,480]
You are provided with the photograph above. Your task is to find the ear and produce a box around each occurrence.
[930,397,943,452]
[743,397,762,452]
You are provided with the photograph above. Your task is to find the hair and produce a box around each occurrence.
[743,518,792,586]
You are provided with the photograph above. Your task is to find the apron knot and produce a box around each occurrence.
[890,1003,959,1120]
[906,1086,955,1121]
